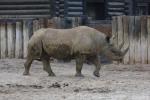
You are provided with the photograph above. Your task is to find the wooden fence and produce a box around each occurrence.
[0,18,53,59]
[0,17,82,59]
[2,16,150,65]
[112,16,150,64]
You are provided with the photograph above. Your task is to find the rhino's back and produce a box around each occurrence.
[41,27,99,58]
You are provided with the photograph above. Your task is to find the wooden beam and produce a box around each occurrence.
[123,16,129,64]
[111,16,118,47]
[33,20,39,33]
[15,21,23,58]
[134,16,141,64]
[117,16,124,50]
[147,16,150,64]
[23,20,30,58]
[141,16,148,64]
[0,22,7,58]
[7,22,15,58]
[129,16,135,64]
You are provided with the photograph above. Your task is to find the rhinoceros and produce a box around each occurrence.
[23,26,128,77]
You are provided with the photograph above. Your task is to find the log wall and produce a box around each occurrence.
[0,17,62,59]
[0,17,84,59]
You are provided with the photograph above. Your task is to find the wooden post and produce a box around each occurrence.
[15,21,23,58]
[123,16,130,64]
[7,22,15,58]
[141,16,148,64]
[117,16,124,50]
[71,17,81,28]
[23,20,30,58]
[129,16,135,64]
[39,18,45,28]
[117,16,124,64]
[134,16,141,64]
[147,17,150,64]
[0,22,7,58]
[53,17,61,29]
[33,20,39,33]
[47,19,56,28]
[111,16,118,64]
[111,16,118,48]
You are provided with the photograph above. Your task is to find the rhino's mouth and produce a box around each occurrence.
[102,42,129,62]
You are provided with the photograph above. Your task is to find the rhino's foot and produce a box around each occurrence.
[23,71,30,76]
[48,73,56,77]
[75,73,84,77]
[93,71,100,77]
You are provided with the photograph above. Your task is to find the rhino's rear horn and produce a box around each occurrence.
[118,42,124,50]
[122,46,129,56]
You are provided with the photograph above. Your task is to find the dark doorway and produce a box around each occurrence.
[86,2,105,20]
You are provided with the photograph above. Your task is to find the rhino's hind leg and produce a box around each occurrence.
[93,56,101,77]
[41,57,55,76]
[23,58,33,75]
[88,55,101,77]
[75,55,85,77]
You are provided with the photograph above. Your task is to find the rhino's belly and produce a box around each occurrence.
[44,44,73,59]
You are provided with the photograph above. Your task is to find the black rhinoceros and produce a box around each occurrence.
[23,26,128,77]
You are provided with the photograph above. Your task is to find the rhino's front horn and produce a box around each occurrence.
[112,34,117,40]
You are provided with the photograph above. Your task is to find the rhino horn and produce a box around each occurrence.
[112,34,117,40]
[122,46,129,56]
[110,34,117,45]
[118,42,124,50]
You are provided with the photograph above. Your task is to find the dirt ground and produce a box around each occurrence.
[0,59,150,100]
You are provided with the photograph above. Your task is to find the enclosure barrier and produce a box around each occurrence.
[112,16,150,64]
[0,17,82,59]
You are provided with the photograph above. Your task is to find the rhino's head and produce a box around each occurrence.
[103,35,129,62]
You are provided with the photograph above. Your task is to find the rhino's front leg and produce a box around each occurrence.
[75,55,85,77]
[23,58,33,75]
[93,55,101,77]
[41,57,55,76]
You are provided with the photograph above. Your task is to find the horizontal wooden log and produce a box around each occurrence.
[107,9,125,12]
[0,5,50,10]
[0,10,50,15]
[107,2,125,6]
[68,12,83,15]
[0,1,49,4]
[0,15,51,19]
[68,1,83,5]
[68,7,83,10]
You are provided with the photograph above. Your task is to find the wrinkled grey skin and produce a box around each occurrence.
[23,26,128,77]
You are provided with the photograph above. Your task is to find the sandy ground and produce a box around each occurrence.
[0,59,150,100]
